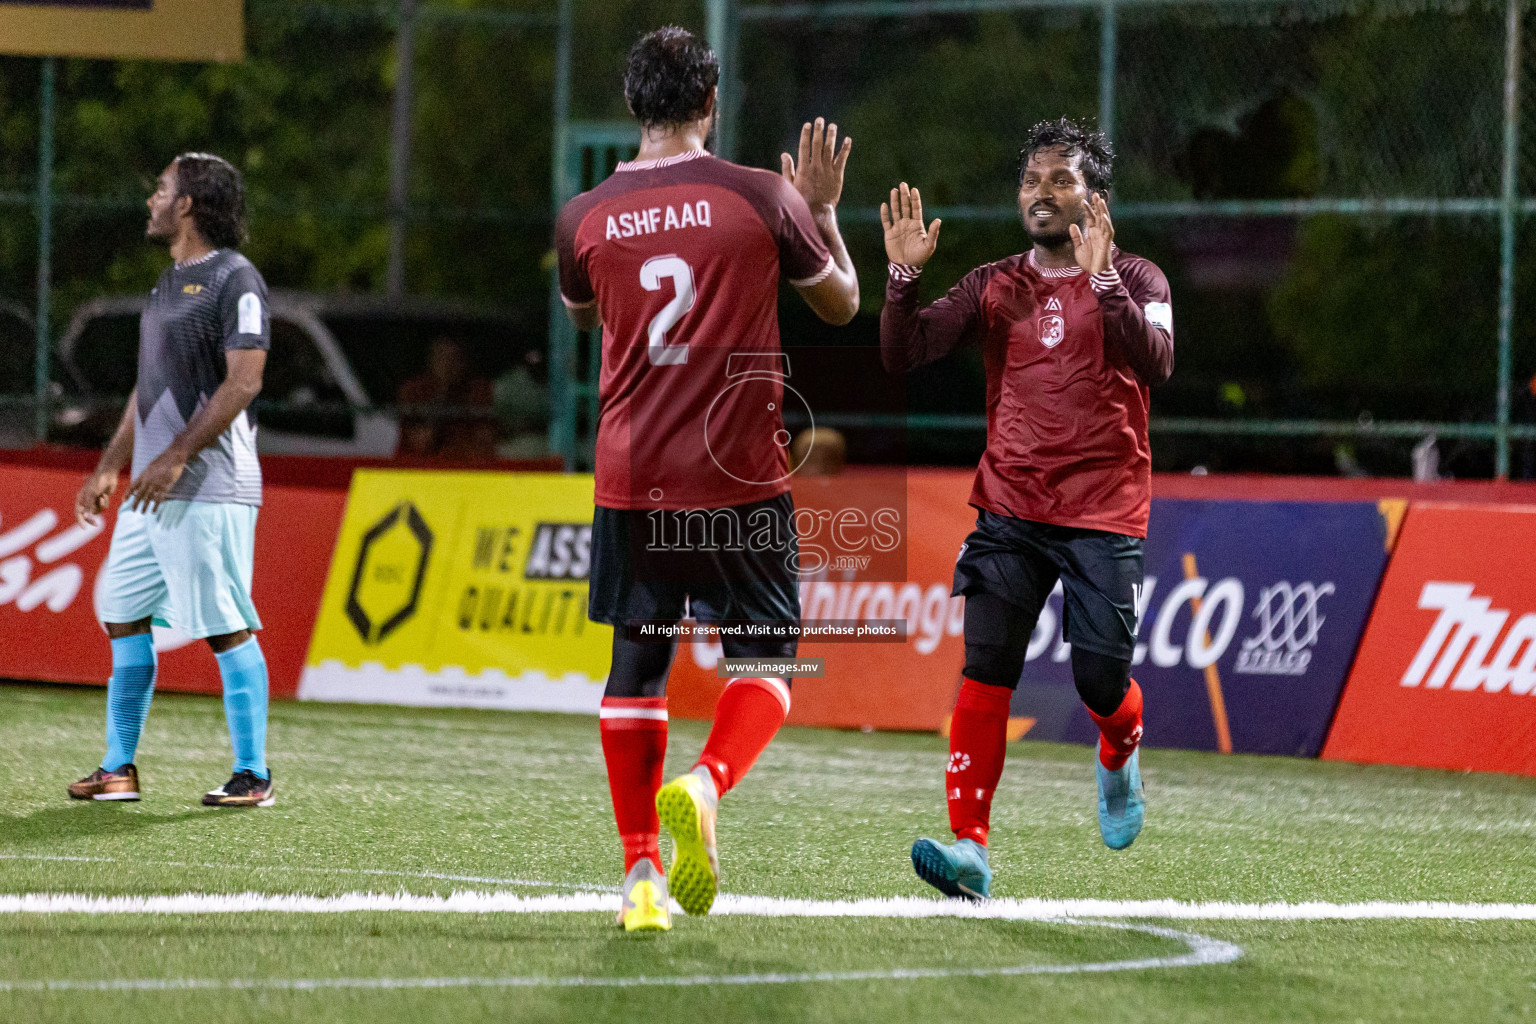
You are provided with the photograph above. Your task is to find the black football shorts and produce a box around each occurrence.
[952,508,1144,661]
[588,491,801,628]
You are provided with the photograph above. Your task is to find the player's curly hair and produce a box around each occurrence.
[174,152,248,250]
[623,26,720,130]
[1019,117,1115,196]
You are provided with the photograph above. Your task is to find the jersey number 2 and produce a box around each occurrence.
[640,255,696,366]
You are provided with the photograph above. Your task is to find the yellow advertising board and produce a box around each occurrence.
[0,1,243,62]
[299,471,612,713]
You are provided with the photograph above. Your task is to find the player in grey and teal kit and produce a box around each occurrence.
[68,153,275,808]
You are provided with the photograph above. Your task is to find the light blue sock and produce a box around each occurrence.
[216,637,269,779]
[102,633,157,772]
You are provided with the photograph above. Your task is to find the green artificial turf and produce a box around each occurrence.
[2,682,1534,1023]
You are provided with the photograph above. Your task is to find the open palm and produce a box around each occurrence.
[781,117,851,212]
[880,182,942,267]
[1069,192,1115,274]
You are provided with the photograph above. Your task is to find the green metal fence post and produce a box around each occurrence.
[707,0,738,161]
[1497,0,1522,479]
[547,0,575,464]
[386,0,418,299]
[1099,0,1116,147]
[33,57,55,444]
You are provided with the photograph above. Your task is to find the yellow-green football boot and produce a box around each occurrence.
[656,765,720,916]
[617,858,671,932]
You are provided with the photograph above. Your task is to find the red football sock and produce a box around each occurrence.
[947,678,1013,846]
[1087,679,1144,771]
[695,677,790,796]
[599,696,668,873]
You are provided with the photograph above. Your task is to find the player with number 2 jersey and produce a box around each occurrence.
[554,27,859,933]
[557,145,839,509]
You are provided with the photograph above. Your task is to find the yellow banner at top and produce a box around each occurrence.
[299,470,612,713]
[0,0,243,61]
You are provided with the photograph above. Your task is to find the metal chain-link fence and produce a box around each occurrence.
[3,0,1535,478]
[0,0,570,462]
[721,0,1536,478]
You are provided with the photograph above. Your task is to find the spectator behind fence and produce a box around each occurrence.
[493,350,551,460]
[397,335,498,461]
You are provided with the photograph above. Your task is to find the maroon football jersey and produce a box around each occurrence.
[555,150,834,510]
[881,248,1174,537]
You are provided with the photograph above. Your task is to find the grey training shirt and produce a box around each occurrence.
[133,249,270,506]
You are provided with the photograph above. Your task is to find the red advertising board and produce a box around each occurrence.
[1322,502,1536,776]
[0,464,345,698]
[666,469,973,730]
[665,470,1402,745]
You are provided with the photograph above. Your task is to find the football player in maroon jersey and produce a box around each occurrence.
[880,117,1173,899]
[555,27,859,930]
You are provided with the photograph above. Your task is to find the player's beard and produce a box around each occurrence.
[1021,207,1084,249]
[1025,225,1070,247]
[1023,220,1073,248]
[145,210,175,244]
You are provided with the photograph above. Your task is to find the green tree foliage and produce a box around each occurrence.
[1269,216,1509,422]
[0,0,1528,475]
[2,3,398,323]
[1266,9,1516,425]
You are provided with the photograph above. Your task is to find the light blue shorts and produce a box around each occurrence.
[96,501,262,639]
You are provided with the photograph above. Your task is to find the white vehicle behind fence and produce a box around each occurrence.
[53,291,539,458]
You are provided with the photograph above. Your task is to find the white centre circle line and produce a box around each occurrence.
[0,919,1242,991]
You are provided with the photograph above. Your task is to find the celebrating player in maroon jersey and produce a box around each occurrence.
[555,27,859,931]
[881,117,1173,899]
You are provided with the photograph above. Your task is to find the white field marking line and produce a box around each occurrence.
[1,890,1535,921]
[0,853,617,893]
[0,920,1242,991]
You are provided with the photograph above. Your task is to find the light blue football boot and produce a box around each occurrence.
[1096,748,1145,850]
[910,837,992,900]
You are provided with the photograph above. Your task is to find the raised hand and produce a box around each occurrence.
[781,117,851,213]
[1069,192,1115,275]
[880,181,942,268]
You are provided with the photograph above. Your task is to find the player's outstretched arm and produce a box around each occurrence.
[781,118,859,325]
[878,181,980,374]
[124,349,265,513]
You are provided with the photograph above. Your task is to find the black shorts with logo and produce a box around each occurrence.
[952,508,1144,661]
[588,492,801,628]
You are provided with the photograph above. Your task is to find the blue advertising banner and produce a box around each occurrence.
[1012,500,1392,757]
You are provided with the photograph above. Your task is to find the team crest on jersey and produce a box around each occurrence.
[1038,314,1065,348]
